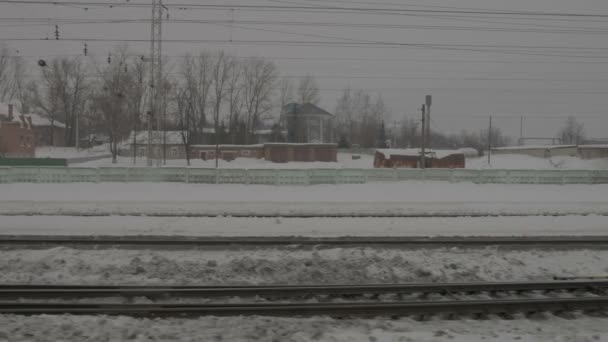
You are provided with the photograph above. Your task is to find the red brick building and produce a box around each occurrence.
[0,110,35,158]
[374,149,465,168]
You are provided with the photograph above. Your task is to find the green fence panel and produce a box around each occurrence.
[537,170,565,184]
[0,167,12,183]
[308,169,338,184]
[0,158,67,166]
[1,166,607,184]
[503,170,540,184]
[450,169,479,183]
[218,169,248,184]
[67,168,99,182]
[592,170,608,184]
[36,166,74,183]
[246,169,278,185]
[157,168,186,182]
[561,170,592,184]
[366,169,397,182]
[99,167,130,182]
[277,169,310,185]
[478,169,510,184]
[395,168,424,181]
[336,169,366,184]
[126,168,157,182]
[423,169,452,182]
[10,167,40,183]
[187,168,217,184]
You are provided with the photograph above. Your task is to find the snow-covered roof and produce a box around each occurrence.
[578,145,608,149]
[283,102,332,116]
[24,113,66,128]
[376,148,463,159]
[191,144,264,148]
[493,145,576,150]
[0,102,22,117]
[1,103,67,127]
[125,131,184,145]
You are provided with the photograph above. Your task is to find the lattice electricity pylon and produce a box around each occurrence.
[147,0,164,166]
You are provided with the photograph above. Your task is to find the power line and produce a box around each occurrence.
[8,54,608,65]
[1,1,608,18]
[4,37,608,52]
[2,18,607,35]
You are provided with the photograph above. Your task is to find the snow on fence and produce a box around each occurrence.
[0,166,605,185]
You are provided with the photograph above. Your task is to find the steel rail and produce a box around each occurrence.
[1,235,607,247]
[2,297,607,317]
[1,280,606,299]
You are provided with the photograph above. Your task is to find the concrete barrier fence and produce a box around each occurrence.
[0,167,605,185]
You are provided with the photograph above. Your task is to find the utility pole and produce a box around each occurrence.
[519,115,524,146]
[147,0,163,167]
[75,112,79,151]
[425,95,432,151]
[420,104,426,169]
[487,116,492,165]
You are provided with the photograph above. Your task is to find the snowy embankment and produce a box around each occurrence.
[2,314,607,342]
[1,215,606,237]
[1,182,607,217]
[36,146,110,159]
[1,247,606,285]
[70,152,608,170]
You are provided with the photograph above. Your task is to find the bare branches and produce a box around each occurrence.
[297,74,320,105]
[558,116,585,145]
[242,57,277,143]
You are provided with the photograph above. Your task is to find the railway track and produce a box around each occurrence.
[1,280,607,317]
[1,235,607,247]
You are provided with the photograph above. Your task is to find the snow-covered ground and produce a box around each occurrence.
[68,151,608,170]
[1,314,607,342]
[1,246,606,285]
[1,215,606,237]
[36,146,110,159]
[1,182,607,217]
[72,153,374,168]
[468,154,608,170]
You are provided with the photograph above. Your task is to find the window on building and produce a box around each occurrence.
[139,148,146,157]
[171,147,178,157]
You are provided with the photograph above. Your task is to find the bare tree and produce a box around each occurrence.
[123,56,148,164]
[28,57,89,146]
[210,51,233,167]
[180,52,214,144]
[241,57,277,143]
[226,57,243,144]
[0,44,14,102]
[334,87,353,146]
[297,74,320,105]
[278,77,294,109]
[558,116,585,144]
[91,49,132,163]
[174,84,195,166]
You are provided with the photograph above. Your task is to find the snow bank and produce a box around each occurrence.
[2,314,606,342]
[1,215,607,237]
[71,153,375,169]
[70,152,608,170]
[1,247,606,285]
[35,146,110,159]
[467,154,608,170]
[1,182,607,216]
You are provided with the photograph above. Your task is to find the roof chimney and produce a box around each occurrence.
[26,116,33,129]
[19,114,26,128]
[8,104,14,121]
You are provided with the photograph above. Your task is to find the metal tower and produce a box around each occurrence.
[147,0,163,166]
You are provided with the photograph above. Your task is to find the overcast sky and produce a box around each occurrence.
[2,0,608,141]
